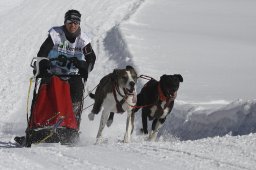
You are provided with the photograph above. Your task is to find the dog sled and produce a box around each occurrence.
[14,57,85,147]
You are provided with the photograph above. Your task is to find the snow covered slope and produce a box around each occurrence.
[121,0,256,102]
[0,0,256,169]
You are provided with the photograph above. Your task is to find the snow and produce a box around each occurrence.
[0,0,256,169]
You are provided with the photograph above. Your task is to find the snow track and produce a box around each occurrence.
[1,136,256,170]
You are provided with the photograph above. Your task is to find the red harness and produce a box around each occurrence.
[158,83,171,109]
[158,83,167,102]
[130,82,171,109]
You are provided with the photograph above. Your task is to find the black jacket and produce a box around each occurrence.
[37,33,96,79]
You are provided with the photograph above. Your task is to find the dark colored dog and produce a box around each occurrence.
[88,66,138,143]
[133,74,183,141]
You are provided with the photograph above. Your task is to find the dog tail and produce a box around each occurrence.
[89,92,95,99]
[86,87,95,99]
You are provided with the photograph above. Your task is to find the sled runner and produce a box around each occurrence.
[15,57,85,147]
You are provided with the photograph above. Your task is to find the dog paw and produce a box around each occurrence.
[123,139,130,143]
[95,137,105,144]
[123,136,131,143]
[149,133,157,142]
[88,113,95,121]
[140,128,148,134]
[106,120,113,127]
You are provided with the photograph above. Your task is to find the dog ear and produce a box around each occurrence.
[126,65,138,78]
[160,74,168,81]
[126,65,134,71]
[112,69,119,80]
[174,74,183,82]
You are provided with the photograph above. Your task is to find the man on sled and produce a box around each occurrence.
[15,9,96,147]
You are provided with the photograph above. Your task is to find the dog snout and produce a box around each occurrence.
[129,81,135,88]
[169,91,177,100]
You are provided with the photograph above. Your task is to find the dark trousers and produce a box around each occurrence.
[68,77,85,103]
[68,77,85,128]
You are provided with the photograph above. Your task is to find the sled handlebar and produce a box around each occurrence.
[31,57,87,79]
[35,73,83,79]
[30,56,80,68]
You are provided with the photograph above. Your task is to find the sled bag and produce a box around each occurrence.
[29,76,78,130]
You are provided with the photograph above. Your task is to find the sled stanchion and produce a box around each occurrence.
[26,78,34,124]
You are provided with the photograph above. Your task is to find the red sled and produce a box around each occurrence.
[29,76,78,130]
[25,76,81,146]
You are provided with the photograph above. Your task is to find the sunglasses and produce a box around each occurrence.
[66,20,80,25]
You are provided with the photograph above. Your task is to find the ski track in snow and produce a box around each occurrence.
[2,136,255,170]
[1,0,256,169]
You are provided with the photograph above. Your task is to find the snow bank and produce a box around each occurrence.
[157,99,256,140]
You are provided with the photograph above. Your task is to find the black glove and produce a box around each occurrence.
[39,59,51,70]
[70,57,81,68]
[37,59,51,78]
[70,57,88,80]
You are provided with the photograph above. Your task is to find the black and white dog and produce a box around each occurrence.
[132,74,183,141]
[88,66,138,143]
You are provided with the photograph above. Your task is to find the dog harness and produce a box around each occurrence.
[112,82,136,113]
[112,84,126,113]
